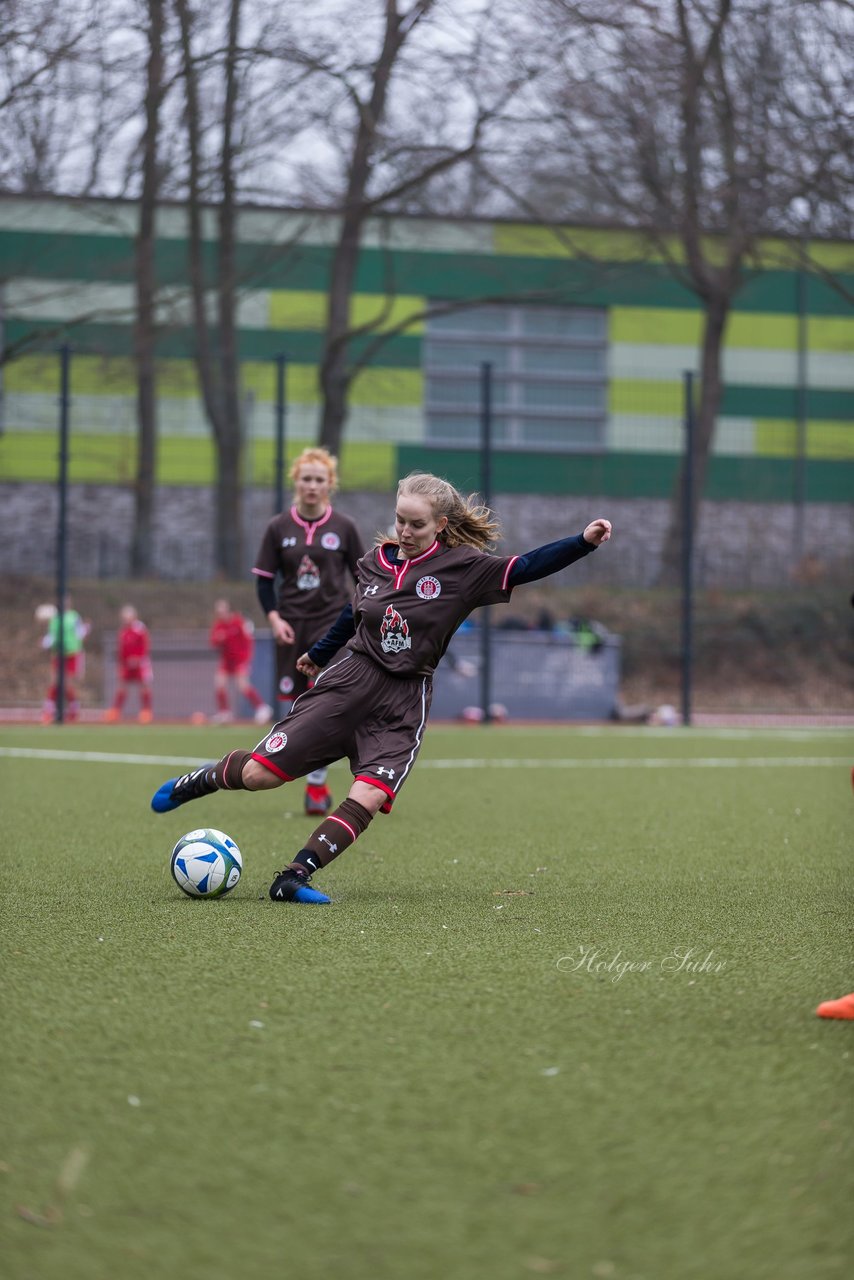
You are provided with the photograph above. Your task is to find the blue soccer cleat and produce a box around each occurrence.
[269,867,331,904]
[151,764,216,814]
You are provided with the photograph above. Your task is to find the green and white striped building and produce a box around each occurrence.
[0,195,851,503]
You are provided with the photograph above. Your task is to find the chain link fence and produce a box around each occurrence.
[1,349,852,720]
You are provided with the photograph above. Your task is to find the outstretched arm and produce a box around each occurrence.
[509,520,611,587]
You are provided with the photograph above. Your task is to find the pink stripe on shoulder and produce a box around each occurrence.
[501,556,520,592]
[252,567,275,578]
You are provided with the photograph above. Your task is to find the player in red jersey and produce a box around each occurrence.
[209,599,273,725]
[105,605,153,723]
[153,472,612,905]
[251,446,364,815]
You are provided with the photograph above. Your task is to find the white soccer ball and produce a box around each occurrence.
[34,603,57,622]
[170,828,243,898]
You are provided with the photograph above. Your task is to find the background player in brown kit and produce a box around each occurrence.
[251,446,364,814]
[153,472,612,905]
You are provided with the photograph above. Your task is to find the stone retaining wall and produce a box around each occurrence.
[1,481,851,588]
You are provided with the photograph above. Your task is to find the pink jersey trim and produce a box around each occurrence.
[250,752,294,782]
[501,556,520,592]
[376,540,441,590]
[328,814,357,841]
[290,504,333,546]
[407,540,440,566]
[252,567,275,578]
[355,774,395,801]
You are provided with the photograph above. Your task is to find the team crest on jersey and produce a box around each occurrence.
[321,531,341,551]
[380,604,411,654]
[278,676,294,694]
[296,554,321,591]
[416,575,441,600]
[265,731,287,753]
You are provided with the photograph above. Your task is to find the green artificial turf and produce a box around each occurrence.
[1,724,852,1280]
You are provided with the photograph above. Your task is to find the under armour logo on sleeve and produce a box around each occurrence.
[377,766,395,778]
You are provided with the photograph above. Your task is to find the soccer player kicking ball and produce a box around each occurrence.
[152,472,611,905]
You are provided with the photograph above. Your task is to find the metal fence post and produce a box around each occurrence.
[274,353,287,516]
[55,343,71,724]
[479,361,493,725]
[269,354,288,711]
[794,261,808,560]
[681,369,695,728]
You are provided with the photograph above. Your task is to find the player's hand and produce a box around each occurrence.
[583,519,612,546]
[296,653,320,679]
[269,614,296,645]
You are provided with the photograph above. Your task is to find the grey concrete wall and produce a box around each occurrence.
[1,481,851,588]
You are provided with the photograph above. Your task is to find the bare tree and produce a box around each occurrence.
[0,2,92,190]
[131,0,167,577]
[0,0,153,195]
[315,0,423,453]
[173,0,246,577]
[511,0,852,578]
[273,0,533,456]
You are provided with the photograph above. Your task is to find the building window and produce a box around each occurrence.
[424,305,607,450]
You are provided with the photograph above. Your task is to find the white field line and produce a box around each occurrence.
[422,756,851,770]
[0,747,204,767]
[503,726,854,740]
[0,746,850,770]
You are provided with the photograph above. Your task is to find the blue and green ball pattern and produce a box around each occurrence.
[170,828,243,898]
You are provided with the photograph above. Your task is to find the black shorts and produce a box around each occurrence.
[252,650,432,808]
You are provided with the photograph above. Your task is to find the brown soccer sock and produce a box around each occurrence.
[209,749,254,790]
[291,798,374,873]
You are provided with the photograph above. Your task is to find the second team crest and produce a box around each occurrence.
[265,732,287,752]
[380,604,412,654]
[296,554,321,591]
